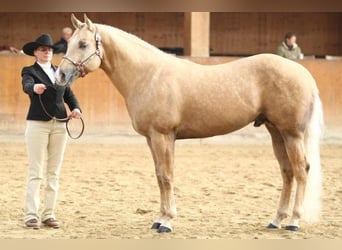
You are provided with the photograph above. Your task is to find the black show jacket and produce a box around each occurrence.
[21,62,81,121]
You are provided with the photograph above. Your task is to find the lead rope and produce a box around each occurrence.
[38,94,85,139]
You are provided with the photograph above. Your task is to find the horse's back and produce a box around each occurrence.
[228,54,315,85]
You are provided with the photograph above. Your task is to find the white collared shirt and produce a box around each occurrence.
[37,61,56,84]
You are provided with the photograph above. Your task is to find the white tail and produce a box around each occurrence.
[303,90,324,222]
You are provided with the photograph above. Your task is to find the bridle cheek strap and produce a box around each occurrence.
[62,28,103,78]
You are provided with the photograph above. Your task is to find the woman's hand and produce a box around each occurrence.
[70,108,82,119]
[33,84,47,94]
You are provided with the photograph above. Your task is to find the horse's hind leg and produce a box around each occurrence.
[282,132,308,231]
[146,131,176,233]
[266,123,294,229]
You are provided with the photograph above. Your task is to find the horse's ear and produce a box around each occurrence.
[84,14,95,32]
[71,13,83,29]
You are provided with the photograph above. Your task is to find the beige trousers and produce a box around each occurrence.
[24,120,68,223]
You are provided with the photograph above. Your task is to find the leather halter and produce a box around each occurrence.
[62,27,103,77]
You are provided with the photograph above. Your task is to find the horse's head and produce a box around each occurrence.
[55,14,103,86]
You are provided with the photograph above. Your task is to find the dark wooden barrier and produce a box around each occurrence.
[0,54,341,133]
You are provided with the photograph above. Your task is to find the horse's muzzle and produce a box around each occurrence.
[55,68,76,86]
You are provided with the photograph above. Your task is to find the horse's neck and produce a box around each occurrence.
[99,26,171,98]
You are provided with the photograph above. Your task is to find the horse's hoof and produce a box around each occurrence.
[157,226,172,233]
[151,222,161,230]
[285,225,299,231]
[267,223,280,229]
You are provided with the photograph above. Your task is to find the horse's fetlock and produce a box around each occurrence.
[292,210,302,219]
[165,210,177,219]
[277,211,288,220]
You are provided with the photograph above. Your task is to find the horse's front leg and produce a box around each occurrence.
[146,131,176,233]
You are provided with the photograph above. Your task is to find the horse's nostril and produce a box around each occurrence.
[55,68,67,85]
[60,72,66,81]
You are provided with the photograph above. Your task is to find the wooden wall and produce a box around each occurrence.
[0,54,341,133]
[0,13,184,52]
[210,13,342,56]
[1,12,342,56]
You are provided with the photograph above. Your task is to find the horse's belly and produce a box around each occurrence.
[175,116,253,139]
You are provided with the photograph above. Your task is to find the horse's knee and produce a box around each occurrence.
[156,172,173,188]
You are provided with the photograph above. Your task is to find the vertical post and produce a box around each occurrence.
[184,12,210,57]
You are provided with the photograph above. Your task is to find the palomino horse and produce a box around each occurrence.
[56,14,323,233]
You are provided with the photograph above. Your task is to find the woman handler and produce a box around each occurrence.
[21,34,81,229]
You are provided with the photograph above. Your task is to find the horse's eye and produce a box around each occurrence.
[79,41,88,49]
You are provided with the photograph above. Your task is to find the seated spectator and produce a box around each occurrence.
[276,32,303,60]
[53,27,73,54]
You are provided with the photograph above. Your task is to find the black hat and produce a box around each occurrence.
[22,34,56,56]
